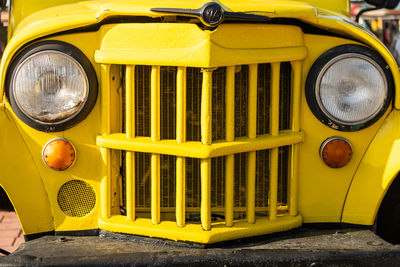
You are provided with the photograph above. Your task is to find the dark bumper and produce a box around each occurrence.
[2,227,400,266]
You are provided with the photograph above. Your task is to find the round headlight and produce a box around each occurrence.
[306,45,393,131]
[7,41,98,132]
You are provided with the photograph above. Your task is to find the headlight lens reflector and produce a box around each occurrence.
[317,54,387,125]
[12,51,89,124]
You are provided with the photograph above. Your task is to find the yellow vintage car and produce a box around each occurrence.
[0,0,400,245]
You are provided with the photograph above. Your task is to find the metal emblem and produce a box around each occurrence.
[201,3,224,26]
[151,2,270,28]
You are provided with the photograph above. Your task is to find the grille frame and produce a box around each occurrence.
[97,60,304,243]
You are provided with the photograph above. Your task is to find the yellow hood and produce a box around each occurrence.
[3,0,399,109]
[10,0,349,36]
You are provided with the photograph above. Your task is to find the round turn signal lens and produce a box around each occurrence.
[42,138,75,171]
[320,137,353,168]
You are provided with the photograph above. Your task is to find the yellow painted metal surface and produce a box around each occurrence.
[0,31,382,241]
[125,65,135,222]
[0,105,53,235]
[125,151,135,222]
[9,0,86,38]
[175,157,185,227]
[246,64,258,224]
[0,31,103,234]
[224,154,234,226]
[100,64,111,220]
[269,62,281,220]
[200,69,212,231]
[125,66,135,139]
[224,66,235,227]
[201,70,213,145]
[2,0,400,244]
[150,66,161,225]
[97,132,304,158]
[94,23,306,67]
[1,1,396,104]
[289,61,302,217]
[342,110,400,225]
[297,34,392,224]
[201,159,212,231]
[94,60,302,241]
[9,0,349,37]
[99,214,302,244]
[176,67,186,228]
[303,0,350,16]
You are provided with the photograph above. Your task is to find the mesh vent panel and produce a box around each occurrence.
[278,146,290,205]
[279,62,292,131]
[256,150,270,207]
[234,153,247,208]
[257,63,271,135]
[186,68,202,142]
[135,65,151,137]
[57,180,96,217]
[235,65,248,138]
[160,66,177,140]
[120,63,293,219]
[212,67,226,141]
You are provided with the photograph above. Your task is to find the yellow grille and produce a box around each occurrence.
[57,180,96,217]
[119,65,292,217]
[97,60,304,241]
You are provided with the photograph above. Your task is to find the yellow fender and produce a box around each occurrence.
[0,105,53,236]
[342,110,400,226]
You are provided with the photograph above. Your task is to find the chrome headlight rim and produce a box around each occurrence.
[6,40,98,132]
[305,44,393,132]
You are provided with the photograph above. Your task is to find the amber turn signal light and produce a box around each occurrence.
[42,138,75,171]
[320,137,353,168]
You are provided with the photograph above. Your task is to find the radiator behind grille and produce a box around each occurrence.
[125,63,292,218]
[186,68,202,142]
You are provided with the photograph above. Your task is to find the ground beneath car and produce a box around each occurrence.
[1,226,400,266]
[0,211,24,256]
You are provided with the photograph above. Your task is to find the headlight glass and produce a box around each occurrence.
[317,54,387,125]
[306,45,393,131]
[12,51,89,124]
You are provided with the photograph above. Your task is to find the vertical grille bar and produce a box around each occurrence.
[176,67,186,227]
[126,66,135,138]
[225,66,235,227]
[100,64,112,219]
[290,61,302,216]
[201,69,212,231]
[201,70,212,145]
[151,66,161,224]
[126,65,136,221]
[246,64,258,224]
[234,66,248,212]
[269,62,281,220]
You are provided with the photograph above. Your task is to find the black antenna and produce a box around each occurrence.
[356,0,390,22]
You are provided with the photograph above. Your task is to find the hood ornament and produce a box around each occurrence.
[151,2,270,27]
